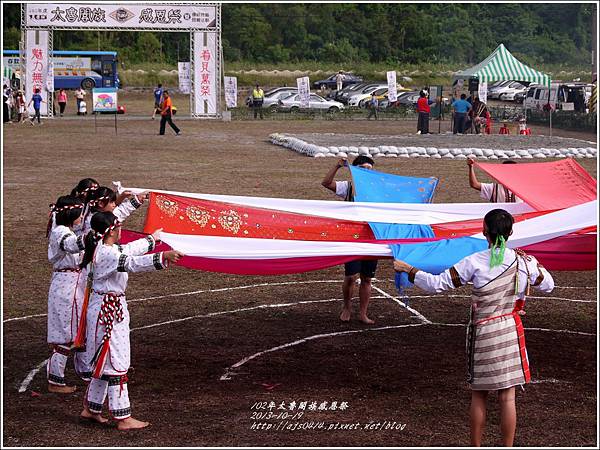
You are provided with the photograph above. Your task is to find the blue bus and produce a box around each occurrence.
[3,50,120,90]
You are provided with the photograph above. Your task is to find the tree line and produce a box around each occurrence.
[2,3,595,67]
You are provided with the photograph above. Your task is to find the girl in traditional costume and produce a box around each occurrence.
[46,195,87,393]
[393,209,554,446]
[78,211,183,429]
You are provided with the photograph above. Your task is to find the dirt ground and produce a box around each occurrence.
[2,96,598,447]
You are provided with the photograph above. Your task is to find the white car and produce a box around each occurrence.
[262,89,298,110]
[489,81,525,99]
[346,84,387,107]
[498,85,529,101]
[278,93,345,112]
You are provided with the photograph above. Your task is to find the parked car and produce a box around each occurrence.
[278,93,345,112]
[496,82,528,101]
[262,89,298,111]
[523,82,592,112]
[335,82,374,104]
[349,87,389,108]
[245,86,296,107]
[487,80,514,98]
[489,81,526,99]
[313,72,363,90]
[346,84,388,106]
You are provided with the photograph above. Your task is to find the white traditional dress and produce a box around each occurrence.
[83,235,166,420]
[46,225,86,385]
[412,248,554,390]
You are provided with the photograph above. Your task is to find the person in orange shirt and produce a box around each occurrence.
[159,90,181,136]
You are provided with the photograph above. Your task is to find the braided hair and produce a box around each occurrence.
[80,212,120,269]
[46,195,84,237]
[71,178,99,205]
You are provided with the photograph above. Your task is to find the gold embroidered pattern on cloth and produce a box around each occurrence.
[218,210,242,234]
[156,195,179,217]
[186,206,210,227]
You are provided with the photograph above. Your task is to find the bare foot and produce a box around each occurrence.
[48,383,76,394]
[339,308,351,322]
[359,315,375,325]
[80,407,109,424]
[117,417,150,431]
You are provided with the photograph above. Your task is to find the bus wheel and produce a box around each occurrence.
[81,78,95,90]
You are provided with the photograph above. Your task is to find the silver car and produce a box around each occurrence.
[278,93,345,112]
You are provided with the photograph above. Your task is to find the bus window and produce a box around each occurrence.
[102,62,113,77]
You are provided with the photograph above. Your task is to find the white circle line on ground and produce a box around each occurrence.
[220,323,427,381]
[371,285,432,324]
[15,295,383,392]
[18,359,49,393]
[5,279,595,323]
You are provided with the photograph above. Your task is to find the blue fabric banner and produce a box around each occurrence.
[390,236,488,289]
[349,166,438,204]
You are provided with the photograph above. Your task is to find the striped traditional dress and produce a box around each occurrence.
[467,258,530,390]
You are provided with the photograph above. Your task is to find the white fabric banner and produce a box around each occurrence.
[387,71,398,102]
[478,81,487,104]
[160,200,596,259]
[193,31,217,116]
[25,29,49,115]
[25,4,216,29]
[297,76,310,108]
[116,183,536,224]
[178,62,190,94]
[549,82,559,108]
[224,76,237,108]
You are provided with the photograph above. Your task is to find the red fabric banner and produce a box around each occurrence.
[474,159,597,211]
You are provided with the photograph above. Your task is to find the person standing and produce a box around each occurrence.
[321,155,377,324]
[3,85,11,123]
[452,93,472,134]
[27,88,45,125]
[251,84,264,119]
[57,89,68,117]
[151,83,163,120]
[16,91,26,123]
[367,92,379,120]
[335,70,345,92]
[467,158,522,203]
[416,90,436,134]
[393,209,554,446]
[159,90,180,135]
[470,97,489,135]
[75,87,86,115]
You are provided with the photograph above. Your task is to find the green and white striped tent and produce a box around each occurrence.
[453,44,551,86]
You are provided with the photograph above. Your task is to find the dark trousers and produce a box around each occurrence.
[252,100,263,119]
[2,101,8,122]
[417,112,429,133]
[367,107,378,120]
[76,98,81,115]
[453,112,467,134]
[159,113,180,135]
[31,107,41,123]
[59,102,66,115]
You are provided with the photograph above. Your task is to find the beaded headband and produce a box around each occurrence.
[95,219,121,240]
[88,195,111,207]
[49,203,84,214]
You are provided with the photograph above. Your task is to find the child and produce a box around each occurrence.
[16,91,26,123]
[70,178,99,235]
[83,186,146,235]
[393,209,554,446]
[46,195,87,393]
[78,211,183,429]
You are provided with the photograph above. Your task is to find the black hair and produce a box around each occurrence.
[352,155,375,167]
[419,91,426,98]
[163,90,169,95]
[88,186,117,212]
[71,178,99,204]
[502,160,517,165]
[35,88,40,93]
[158,83,162,88]
[80,211,118,268]
[484,209,514,243]
[47,195,84,237]
[460,93,467,99]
